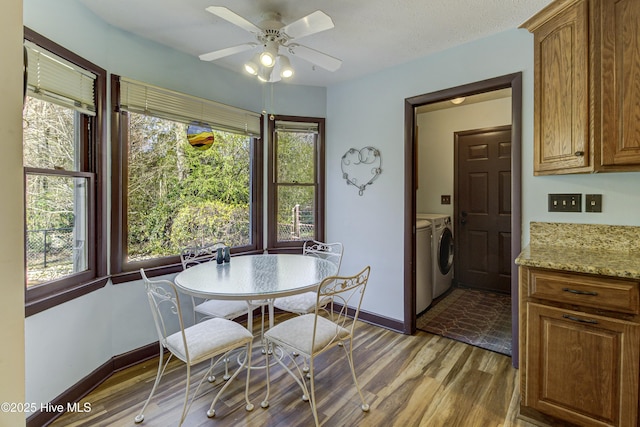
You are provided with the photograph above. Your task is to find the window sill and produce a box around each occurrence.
[110,263,183,284]
[25,276,109,317]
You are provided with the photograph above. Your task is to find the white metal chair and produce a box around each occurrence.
[135,269,254,426]
[261,266,371,426]
[273,240,344,315]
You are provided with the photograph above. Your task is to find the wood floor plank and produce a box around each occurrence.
[50,314,543,427]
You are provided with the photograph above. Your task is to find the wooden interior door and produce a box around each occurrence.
[455,125,511,293]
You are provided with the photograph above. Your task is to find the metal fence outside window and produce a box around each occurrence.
[277,205,314,241]
[27,227,75,269]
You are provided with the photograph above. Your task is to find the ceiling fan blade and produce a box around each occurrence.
[199,43,257,62]
[281,10,334,40]
[205,6,261,34]
[289,44,342,72]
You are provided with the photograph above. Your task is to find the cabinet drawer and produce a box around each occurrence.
[528,269,640,314]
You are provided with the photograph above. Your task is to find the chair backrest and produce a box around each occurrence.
[140,269,190,360]
[180,242,224,270]
[313,265,370,349]
[303,240,344,272]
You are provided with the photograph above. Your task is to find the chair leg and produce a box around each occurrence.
[208,342,254,417]
[308,358,320,427]
[134,348,172,424]
[261,341,271,409]
[262,343,310,409]
[243,343,254,411]
[223,355,231,380]
[176,353,234,424]
[343,340,369,412]
[178,364,191,426]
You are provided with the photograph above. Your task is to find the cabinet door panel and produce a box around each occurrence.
[527,302,639,426]
[533,0,589,173]
[601,0,640,166]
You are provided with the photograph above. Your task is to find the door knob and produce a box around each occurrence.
[460,211,467,225]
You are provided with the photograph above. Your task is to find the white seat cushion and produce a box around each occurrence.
[164,317,252,365]
[195,299,248,320]
[273,292,331,314]
[265,313,349,356]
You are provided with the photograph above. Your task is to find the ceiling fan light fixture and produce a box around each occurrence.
[260,41,279,67]
[244,53,261,75]
[200,7,342,83]
[257,66,273,82]
[279,55,294,78]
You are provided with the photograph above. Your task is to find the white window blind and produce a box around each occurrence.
[24,40,96,116]
[118,77,262,136]
[275,121,319,134]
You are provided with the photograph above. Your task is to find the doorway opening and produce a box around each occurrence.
[404,73,522,366]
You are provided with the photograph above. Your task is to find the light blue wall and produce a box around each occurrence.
[326,29,536,320]
[326,27,640,321]
[23,0,326,408]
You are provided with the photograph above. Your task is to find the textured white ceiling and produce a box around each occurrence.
[78,0,552,87]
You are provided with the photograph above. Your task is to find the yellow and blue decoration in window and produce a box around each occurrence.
[186,123,214,151]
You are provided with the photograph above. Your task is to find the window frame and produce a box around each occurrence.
[110,75,264,283]
[267,115,326,253]
[23,27,108,316]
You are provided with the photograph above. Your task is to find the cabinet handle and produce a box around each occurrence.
[563,314,599,324]
[574,151,585,156]
[562,287,598,296]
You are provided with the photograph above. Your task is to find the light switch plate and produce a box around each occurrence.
[548,194,582,212]
[585,194,602,212]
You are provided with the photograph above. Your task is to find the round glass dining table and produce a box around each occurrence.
[174,253,338,331]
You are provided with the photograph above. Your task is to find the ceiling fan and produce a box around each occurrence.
[199,6,342,82]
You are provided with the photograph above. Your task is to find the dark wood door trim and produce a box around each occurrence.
[404,73,522,367]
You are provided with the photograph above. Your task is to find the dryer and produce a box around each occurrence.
[416,213,454,299]
[416,219,433,314]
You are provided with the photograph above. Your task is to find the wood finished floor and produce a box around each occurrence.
[50,313,540,427]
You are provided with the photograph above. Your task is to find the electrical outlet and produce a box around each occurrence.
[548,194,582,212]
[585,194,602,212]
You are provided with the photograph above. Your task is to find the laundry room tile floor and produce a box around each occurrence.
[416,287,512,356]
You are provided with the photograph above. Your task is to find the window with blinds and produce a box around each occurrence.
[23,28,108,316]
[117,77,261,136]
[110,75,264,279]
[268,116,325,250]
[24,40,97,116]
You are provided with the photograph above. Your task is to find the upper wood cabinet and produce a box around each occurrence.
[600,0,640,167]
[522,0,640,175]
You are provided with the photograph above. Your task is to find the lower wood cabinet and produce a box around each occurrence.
[520,267,640,427]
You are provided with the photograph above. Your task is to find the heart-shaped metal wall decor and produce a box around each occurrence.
[341,147,382,196]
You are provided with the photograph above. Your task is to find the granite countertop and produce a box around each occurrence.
[515,222,640,280]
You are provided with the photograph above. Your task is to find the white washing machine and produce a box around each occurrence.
[417,213,454,299]
[416,219,433,314]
